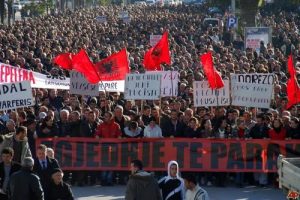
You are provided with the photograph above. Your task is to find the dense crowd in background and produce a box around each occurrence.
[0,2,300,192]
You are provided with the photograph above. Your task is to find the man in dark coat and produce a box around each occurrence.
[33,144,60,200]
[125,160,162,200]
[48,168,74,200]
[0,147,21,199]
[8,157,44,200]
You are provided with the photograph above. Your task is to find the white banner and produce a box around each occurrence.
[124,74,161,100]
[193,80,230,107]
[95,16,107,23]
[150,35,162,46]
[231,74,274,108]
[244,27,271,53]
[70,71,98,96]
[146,71,179,97]
[0,81,34,111]
[0,63,125,92]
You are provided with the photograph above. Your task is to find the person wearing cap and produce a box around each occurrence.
[48,168,74,200]
[0,148,21,199]
[8,157,44,200]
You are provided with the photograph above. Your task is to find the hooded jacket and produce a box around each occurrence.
[125,170,162,200]
[158,161,185,200]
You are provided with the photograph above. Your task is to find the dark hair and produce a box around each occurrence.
[16,126,27,135]
[1,147,14,156]
[129,121,138,129]
[37,144,47,151]
[131,159,143,170]
[182,173,197,184]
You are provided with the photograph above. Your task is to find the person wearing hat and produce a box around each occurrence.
[48,168,74,200]
[8,157,44,200]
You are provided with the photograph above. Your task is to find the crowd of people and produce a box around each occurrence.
[0,1,300,198]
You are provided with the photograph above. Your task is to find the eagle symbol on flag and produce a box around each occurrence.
[103,61,113,73]
[152,48,161,57]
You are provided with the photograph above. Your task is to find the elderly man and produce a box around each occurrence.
[8,157,44,200]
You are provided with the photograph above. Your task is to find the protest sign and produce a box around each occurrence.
[118,11,129,19]
[0,63,125,92]
[0,81,33,111]
[37,137,300,173]
[244,27,271,53]
[150,35,162,46]
[146,71,179,97]
[70,71,98,96]
[193,80,230,107]
[231,74,274,108]
[124,74,161,100]
[95,16,107,23]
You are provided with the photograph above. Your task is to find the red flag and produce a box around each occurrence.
[53,53,73,70]
[143,32,171,71]
[94,49,129,81]
[286,55,300,109]
[72,49,100,84]
[200,52,224,89]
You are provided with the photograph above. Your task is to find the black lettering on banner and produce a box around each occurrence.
[19,82,26,91]
[152,142,164,168]
[121,142,138,167]
[74,142,84,167]
[190,142,203,168]
[7,101,11,108]
[1,85,9,94]
[10,83,17,93]
[285,144,300,157]
[101,143,118,167]
[266,143,280,170]
[173,142,188,167]
[86,142,99,167]
[211,143,227,169]
[56,141,72,167]
[246,143,262,169]
[142,142,150,167]
[227,143,244,169]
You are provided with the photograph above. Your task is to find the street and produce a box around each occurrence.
[72,185,286,200]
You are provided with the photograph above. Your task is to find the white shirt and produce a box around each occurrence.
[185,185,209,200]
[144,125,163,138]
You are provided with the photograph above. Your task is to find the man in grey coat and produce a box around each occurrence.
[0,126,32,164]
[125,159,162,200]
[8,157,44,200]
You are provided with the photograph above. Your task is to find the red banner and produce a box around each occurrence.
[36,138,300,172]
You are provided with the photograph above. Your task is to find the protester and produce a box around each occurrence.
[125,159,162,200]
[158,160,185,200]
[182,173,209,200]
[0,126,32,164]
[33,144,60,200]
[0,1,299,192]
[8,157,44,200]
[0,148,21,199]
[48,168,74,200]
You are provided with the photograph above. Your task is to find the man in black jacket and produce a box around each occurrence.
[33,144,60,200]
[8,157,44,200]
[48,168,74,200]
[0,148,21,199]
[125,160,162,200]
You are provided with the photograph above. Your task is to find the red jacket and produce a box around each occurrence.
[95,120,122,138]
[268,128,286,140]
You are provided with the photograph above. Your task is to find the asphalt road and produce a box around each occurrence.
[72,185,286,200]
